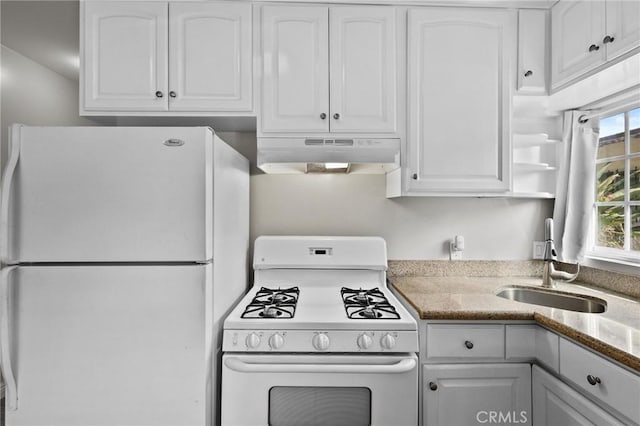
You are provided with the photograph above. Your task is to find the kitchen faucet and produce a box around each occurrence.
[542,218,580,288]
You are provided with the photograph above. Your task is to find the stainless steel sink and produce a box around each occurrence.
[495,286,607,313]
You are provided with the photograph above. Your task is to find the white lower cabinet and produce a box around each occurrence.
[423,364,532,426]
[420,322,640,426]
[532,365,624,426]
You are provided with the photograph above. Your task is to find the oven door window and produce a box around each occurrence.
[269,386,371,426]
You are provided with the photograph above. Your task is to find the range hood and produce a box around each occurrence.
[257,137,400,174]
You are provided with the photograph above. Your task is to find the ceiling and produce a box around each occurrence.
[1,1,80,81]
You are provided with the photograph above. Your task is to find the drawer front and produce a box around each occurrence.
[559,339,640,424]
[426,324,505,360]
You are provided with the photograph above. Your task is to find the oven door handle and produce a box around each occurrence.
[224,357,416,374]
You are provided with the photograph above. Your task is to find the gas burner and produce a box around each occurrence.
[241,287,299,319]
[341,287,400,320]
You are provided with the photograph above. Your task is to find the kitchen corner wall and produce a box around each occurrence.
[0,46,96,171]
[217,132,554,261]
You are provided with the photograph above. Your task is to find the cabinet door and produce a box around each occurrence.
[423,364,531,426]
[605,0,640,61]
[532,365,624,426]
[407,8,514,194]
[82,1,168,111]
[169,2,252,112]
[551,1,605,89]
[261,6,329,133]
[329,7,397,133]
[517,10,548,94]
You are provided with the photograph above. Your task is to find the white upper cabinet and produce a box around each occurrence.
[169,3,252,111]
[260,5,329,133]
[83,1,169,111]
[605,0,640,60]
[260,5,397,135]
[82,1,252,114]
[551,0,640,90]
[517,9,548,94]
[405,8,515,194]
[329,7,397,133]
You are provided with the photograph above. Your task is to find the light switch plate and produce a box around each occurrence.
[532,241,545,259]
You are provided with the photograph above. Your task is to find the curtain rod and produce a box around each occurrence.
[578,91,640,124]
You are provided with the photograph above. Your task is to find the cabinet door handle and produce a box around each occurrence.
[169,91,177,98]
[464,340,474,349]
[333,113,340,120]
[320,113,327,120]
[428,382,438,391]
[411,173,418,180]
[588,44,600,52]
[586,374,601,386]
[524,70,533,77]
[603,35,615,44]
[155,91,164,98]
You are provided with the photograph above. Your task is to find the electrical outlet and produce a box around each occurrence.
[532,241,545,259]
[449,241,463,260]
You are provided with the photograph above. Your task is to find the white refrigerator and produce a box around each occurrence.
[0,125,249,426]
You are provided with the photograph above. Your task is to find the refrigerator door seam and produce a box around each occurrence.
[0,266,18,410]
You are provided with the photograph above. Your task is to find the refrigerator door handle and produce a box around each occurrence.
[0,128,21,264]
[0,266,18,410]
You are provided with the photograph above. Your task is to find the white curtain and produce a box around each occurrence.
[552,111,599,263]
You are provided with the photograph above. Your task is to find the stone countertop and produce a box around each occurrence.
[390,276,640,372]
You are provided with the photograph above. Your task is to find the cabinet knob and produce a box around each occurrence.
[603,35,615,44]
[155,91,164,98]
[524,70,533,77]
[411,173,418,180]
[333,113,340,120]
[320,113,327,120]
[428,382,438,391]
[588,44,600,52]
[464,340,474,349]
[169,91,177,98]
[586,374,602,386]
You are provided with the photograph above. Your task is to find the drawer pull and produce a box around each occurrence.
[587,374,602,386]
[464,340,474,349]
[428,382,438,391]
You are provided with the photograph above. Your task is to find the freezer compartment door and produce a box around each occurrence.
[3,265,210,426]
[2,125,212,263]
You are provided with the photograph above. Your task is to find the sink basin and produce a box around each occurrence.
[495,286,607,313]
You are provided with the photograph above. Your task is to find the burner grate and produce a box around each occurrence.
[341,287,400,320]
[241,286,300,319]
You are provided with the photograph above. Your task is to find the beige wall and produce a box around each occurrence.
[250,174,554,260]
[215,132,554,260]
[0,46,96,170]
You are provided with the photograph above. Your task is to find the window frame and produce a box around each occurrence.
[586,103,640,266]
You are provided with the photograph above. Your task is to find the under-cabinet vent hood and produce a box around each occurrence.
[257,137,400,174]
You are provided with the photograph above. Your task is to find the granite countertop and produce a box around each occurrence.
[390,275,640,372]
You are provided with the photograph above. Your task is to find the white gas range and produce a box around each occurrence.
[221,236,418,426]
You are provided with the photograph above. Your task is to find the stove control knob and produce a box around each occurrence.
[269,333,285,350]
[357,333,373,350]
[380,333,396,350]
[312,333,330,351]
[245,332,261,349]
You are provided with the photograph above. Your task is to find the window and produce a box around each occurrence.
[592,106,640,262]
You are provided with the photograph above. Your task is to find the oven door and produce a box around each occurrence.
[221,353,418,426]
